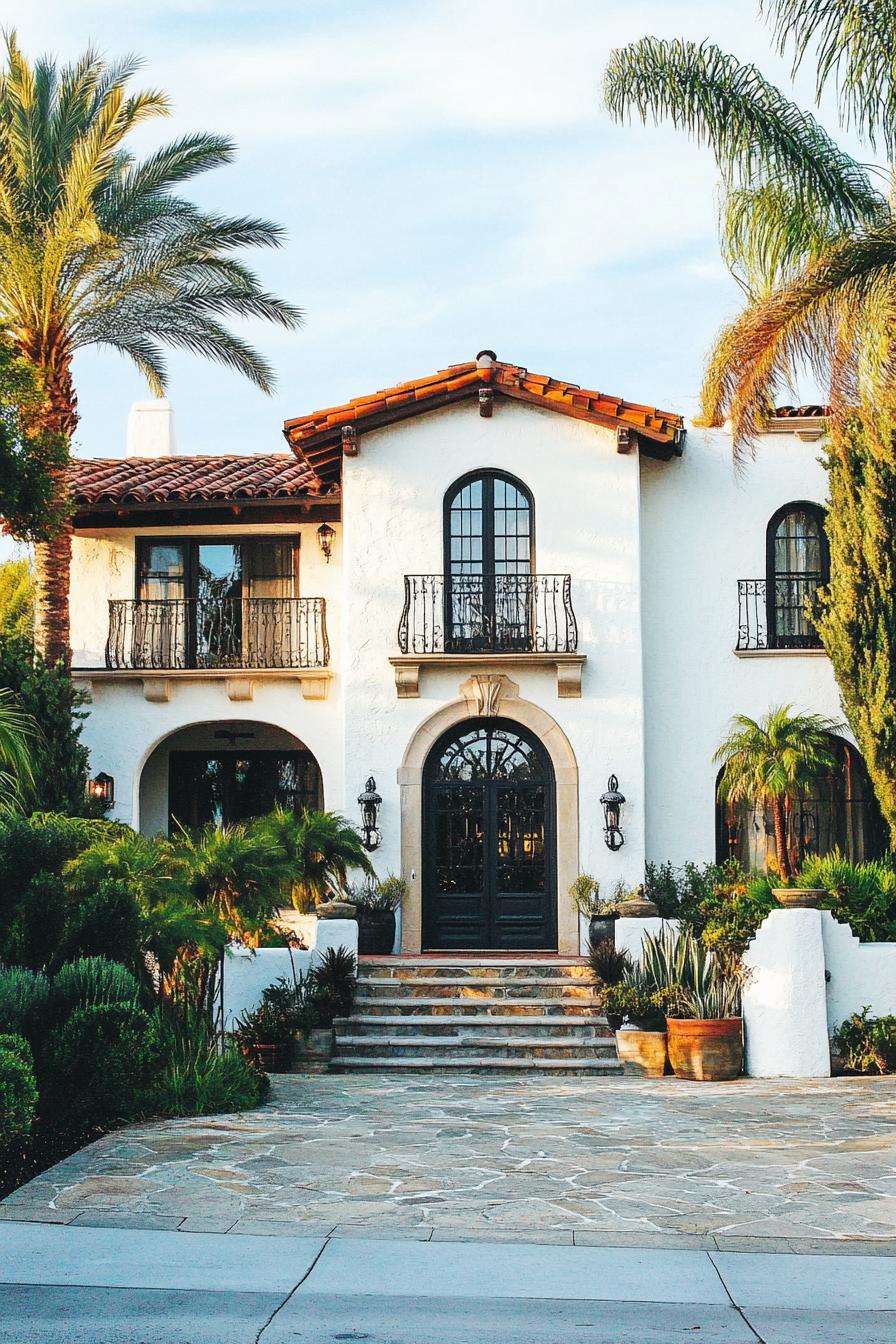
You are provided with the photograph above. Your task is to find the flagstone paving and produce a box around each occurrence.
[3,1075,896,1251]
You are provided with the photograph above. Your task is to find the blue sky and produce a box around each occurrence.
[6,2,850,460]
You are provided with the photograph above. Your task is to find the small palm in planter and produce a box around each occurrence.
[232,984,300,1074]
[588,940,632,1032]
[351,876,406,955]
[570,874,617,947]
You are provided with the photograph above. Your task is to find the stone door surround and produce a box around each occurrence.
[397,675,579,954]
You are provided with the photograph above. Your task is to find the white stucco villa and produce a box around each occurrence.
[68,352,884,962]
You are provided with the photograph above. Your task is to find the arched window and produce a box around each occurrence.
[716,735,886,870]
[766,502,828,648]
[443,471,534,652]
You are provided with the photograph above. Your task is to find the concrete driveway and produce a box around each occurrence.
[3,1073,896,1251]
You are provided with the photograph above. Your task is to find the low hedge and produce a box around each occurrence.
[0,1033,37,1149]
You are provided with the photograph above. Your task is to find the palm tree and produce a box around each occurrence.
[602,5,896,450]
[254,808,375,913]
[175,821,289,940]
[0,34,302,663]
[714,705,839,877]
[0,686,35,813]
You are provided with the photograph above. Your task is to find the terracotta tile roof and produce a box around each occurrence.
[70,455,319,507]
[773,404,830,419]
[283,356,686,482]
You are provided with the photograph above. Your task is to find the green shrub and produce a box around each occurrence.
[48,957,141,1022]
[42,1002,155,1128]
[832,1009,896,1075]
[307,946,357,1026]
[50,878,145,978]
[797,853,896,942]
[153,1014,267,1116]
[0,1034,37,1148]
[604,974,670,1031]
[0,634,106,817]
[0,964,50,1040]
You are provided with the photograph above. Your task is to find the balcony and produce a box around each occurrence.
[736,578,824,653]
[392,574,584,698]
[80,597,332,702]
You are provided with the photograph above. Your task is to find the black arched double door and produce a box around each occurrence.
[423,720,556,951]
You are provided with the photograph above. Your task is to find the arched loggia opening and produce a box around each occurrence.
[139,720,323,836]
[715,733,887,870]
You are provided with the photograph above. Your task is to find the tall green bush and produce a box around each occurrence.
[0,1033,37,1148]
[42,1002,154,1129]
[0,635,103,816]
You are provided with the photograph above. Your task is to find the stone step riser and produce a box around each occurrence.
[331,1057,622,1075]
[357,982,598,1001]
[358,966,593,983]
[333,1040,618,1061]
[335,1019,613,1041]
[352,999,607,1018]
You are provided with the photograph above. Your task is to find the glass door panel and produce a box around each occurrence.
[196,544,242,667]
[136,541,187,667]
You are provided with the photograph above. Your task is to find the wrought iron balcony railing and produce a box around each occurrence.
[398,573,578,655]
[737,577,823,651]
[105,597,329,670]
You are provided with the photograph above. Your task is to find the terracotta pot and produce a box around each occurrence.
[666,1018,743,1081]
[588,914,616,948]
[615,1028,667,1077]
[357,908,396,955]
[254,1041,291,1074]
[773,887,824,909]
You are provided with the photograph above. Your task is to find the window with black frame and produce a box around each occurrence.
[168,749,322,833]
[766,503,827,649]
[135,537,296,668]
[443,471,533,652]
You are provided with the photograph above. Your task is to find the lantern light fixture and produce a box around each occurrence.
[316,522,335,562]
[89,771,115,808]
[600,774,625,851]
[358,776,382,851]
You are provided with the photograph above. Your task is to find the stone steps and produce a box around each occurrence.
[352,997,607,1017]
[332,956,621,1076]
[335,1015,613,1039]
[330,1055,621,1075]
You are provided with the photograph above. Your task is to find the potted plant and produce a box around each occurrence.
[570,874,618,947]
[294,946,358,1070]
[666,978,744,1081]
[639,925,744,1082]
[605,969,670,1077]
[351,875,405,955]
[232,989,296,1073]
[588,939,632,1031]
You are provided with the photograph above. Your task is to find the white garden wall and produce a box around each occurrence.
[221,918,358,1031]
[616,910,896,1078]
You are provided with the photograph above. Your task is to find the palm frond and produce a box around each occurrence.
[764,0,896,156]
[603,37,882,225]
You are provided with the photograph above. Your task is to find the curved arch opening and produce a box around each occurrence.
[138,720,323,837]
[443,469,534,653]
[765,500,828,649]
[715,733,886,870]
[421,717,556,951]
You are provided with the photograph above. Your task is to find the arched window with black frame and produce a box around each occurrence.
[716,734,887,870]
[766,502,828,649]
[443,470,534,652]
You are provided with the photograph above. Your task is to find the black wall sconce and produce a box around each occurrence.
[600,775,625,851]
[358,777,382,851]
[317,522,335,563]
[89,771,114,808]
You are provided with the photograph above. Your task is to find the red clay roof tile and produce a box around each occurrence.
[69,454,318,507]
[283,357,685,482]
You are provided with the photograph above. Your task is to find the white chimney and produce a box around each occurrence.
[126,398,178,457]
